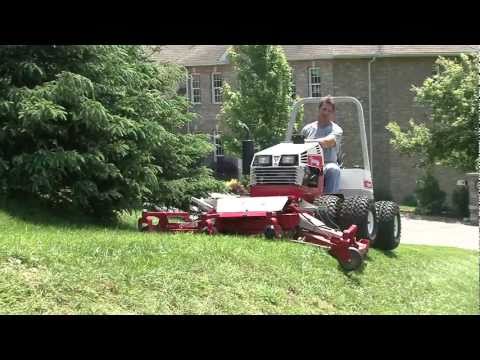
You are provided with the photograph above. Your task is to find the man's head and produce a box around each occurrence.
[317,96,335,125]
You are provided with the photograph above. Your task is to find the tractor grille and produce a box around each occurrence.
[300,151,308,164]
[252,167,300,185]
[300,146,321,164]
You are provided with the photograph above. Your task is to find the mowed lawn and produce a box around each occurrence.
[0,202,478,314]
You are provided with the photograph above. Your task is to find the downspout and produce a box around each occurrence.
[368,56,376,177]
[185,69,190,133]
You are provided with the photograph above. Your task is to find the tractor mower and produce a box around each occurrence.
[138,96,401,271]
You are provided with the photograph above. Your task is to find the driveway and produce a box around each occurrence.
[400,215,479,251]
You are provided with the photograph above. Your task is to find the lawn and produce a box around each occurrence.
[0,200,478,314]
[399,205,416,213]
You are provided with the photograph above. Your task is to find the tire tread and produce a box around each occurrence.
[338,196,377,241]
[374,201,401,250]
[313,195,342,228]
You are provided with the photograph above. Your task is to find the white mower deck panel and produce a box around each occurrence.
[216,196,289,214]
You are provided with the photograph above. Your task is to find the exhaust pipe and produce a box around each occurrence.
[242,140,254,176]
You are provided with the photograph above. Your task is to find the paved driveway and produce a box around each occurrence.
[400,216,479,250]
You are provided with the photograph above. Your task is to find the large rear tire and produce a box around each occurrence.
[374,201,401,250]
[313,195,343,229]
[338,196,377,243]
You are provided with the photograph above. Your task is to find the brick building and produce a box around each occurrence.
[151,45,478,205]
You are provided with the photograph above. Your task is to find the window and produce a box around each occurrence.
[309,67,321,97]
[188,74,201,104]
[212,129,224,161]
[212,73,223,104]
[215,137,224,158]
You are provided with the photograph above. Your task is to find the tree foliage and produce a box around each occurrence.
[386,53,479,172]
[219,45,298,155]
[0,45,224,218]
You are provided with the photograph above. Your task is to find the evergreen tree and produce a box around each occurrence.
[0,45,224,218]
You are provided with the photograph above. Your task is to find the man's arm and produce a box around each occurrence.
[305,135,336,147]
[319,134,337,148]
[305,125,342,148]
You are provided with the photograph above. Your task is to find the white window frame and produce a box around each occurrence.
[211,72,223,104]
[212,129,224,162]
[189,73,201,104]
[308,67,322,98]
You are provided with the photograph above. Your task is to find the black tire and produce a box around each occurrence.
[338,196,378,243]
[339,247,363,271]
[313,195,343,228]
[264,225,277,239]
[283,226,302,240]
[374,201,401,250]
[138,220,148,232]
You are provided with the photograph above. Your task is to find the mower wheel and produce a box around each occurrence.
[338,196,378,243]
[264,225,277,239]
[283,226,302,240]
[374,201,401,250]
[138,219,148,232]
[313,195,343,228]
[339,247,363,271]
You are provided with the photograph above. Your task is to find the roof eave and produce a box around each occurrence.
[183,61,229,67]
[291,52,476,61]
[178,50,478,67]
[368,51,475,58]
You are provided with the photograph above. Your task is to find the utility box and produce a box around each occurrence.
[465,173,478,225]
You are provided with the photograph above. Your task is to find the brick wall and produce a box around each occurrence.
[187,65,234,133]
[291,60,334,123]
[377,57,464,205]
[331,59,371,173]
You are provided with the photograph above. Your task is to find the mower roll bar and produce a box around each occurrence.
[284,96,371,173]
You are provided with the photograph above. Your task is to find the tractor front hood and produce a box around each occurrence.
[255,143,319,157]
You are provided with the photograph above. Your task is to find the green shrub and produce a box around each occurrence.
[225,179,248,195]
[414,171,446,215]
[452,186,470,218]
[402,193,418,207]
[239,174,251,188]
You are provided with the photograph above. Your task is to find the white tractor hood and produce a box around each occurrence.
[255,143,319,156]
